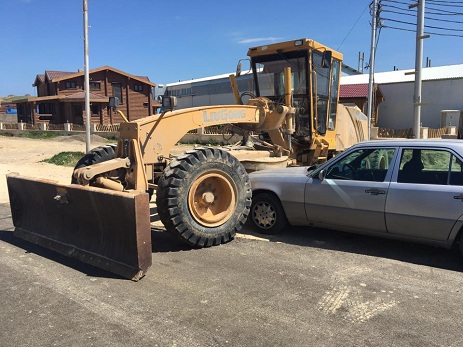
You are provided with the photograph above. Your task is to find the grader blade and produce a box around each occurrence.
[6,173,152,281]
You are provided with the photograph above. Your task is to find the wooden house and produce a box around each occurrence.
[15,66,157,125]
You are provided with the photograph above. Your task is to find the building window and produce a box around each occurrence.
[134,84,143,92]
[112,83,123,104]
[91,104,99,116]
[65,81,76,89]
[90,82,101,90]
[166,88,192,97]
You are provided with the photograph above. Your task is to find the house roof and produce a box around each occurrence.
[135,75,151,82]
[33,71,78,86]
[14,92,108,104]
[61,91,108,102]
[339,83,384,100]
[340,84,369,98]
[46,70,76,81]
[48,66,156,87]
[341,64,463,85]
[33,74,45,86]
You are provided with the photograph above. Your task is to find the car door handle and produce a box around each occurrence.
[453,194,463,200]
[365,188,386,196]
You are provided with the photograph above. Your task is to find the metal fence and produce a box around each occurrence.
[0,122,456,140]
[377,127,450,139]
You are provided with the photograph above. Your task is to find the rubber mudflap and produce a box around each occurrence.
[6,173,152,281]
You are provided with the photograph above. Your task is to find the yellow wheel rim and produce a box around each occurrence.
[188,170,237,227]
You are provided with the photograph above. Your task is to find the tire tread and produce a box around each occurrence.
[157,147,251,247]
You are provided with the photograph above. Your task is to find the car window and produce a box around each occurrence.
[397,148,463,185]
[449,154,463,185]
[325,148,395,182]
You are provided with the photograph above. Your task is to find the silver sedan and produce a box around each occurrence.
[249,139,463,255]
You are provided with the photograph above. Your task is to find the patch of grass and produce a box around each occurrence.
[0,130,66,139]
[23,131,63,139]
[42,151,84,167]
[104,134,119,142]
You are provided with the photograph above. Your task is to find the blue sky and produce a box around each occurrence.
[1,0,461,96]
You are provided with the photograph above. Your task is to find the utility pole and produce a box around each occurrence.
[83,0,91,152]
[358,52,365,73]
[367,0,378,141]
[410,0,428,139]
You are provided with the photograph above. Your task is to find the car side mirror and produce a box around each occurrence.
[318,169,326,180]
[306,165,317,173]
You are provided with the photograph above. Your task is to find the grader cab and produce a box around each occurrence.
[7,38,367,280]
[231,38,367,167]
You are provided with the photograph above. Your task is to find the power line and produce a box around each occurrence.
[381,3,415,13]
[425,5,463,15]
[381,8,463,24]
[381,0,415,6]
[382,17,463,31]
[382,0,463,12]
[381,2,463,15]
[382,24,463,37]
[427,0,463,3]
[426,0,463,8]
[337,2,370,50]
[379,0,463,38]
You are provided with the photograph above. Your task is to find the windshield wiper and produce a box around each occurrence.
[276,49,298,71]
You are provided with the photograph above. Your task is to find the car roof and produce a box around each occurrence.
[354,139,463,150]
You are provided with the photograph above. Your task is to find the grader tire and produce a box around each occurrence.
[71,144,117,184]
[370,150,389,170]
[156,147,252,247]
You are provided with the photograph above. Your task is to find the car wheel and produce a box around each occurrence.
[250,192,288,234]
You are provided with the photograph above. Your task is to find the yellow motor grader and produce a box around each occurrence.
[6,38,367,280]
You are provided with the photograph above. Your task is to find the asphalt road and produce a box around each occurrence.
[1,201,463,347]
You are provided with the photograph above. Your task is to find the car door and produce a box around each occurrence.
[304,147,396,233]
[386,147,463,241]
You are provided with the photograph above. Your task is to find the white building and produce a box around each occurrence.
[342,64,463,129]
[157,64,463,130]
[155,64,362,110]
[156,72,247,109]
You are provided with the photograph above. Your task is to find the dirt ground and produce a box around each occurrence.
[0,135,105,204]
[0,134,197,204]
